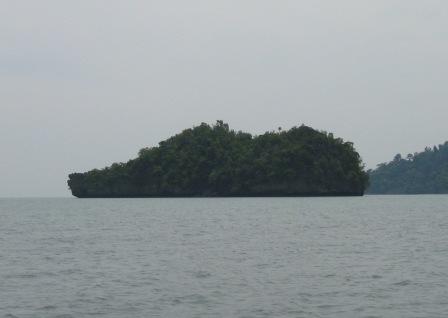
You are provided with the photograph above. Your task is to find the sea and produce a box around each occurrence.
[1,196,448,318]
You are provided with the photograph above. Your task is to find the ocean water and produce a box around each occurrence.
[1,196,448,318]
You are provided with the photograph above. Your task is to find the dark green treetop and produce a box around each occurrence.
[68,121,368,197]
[368,142,448,194]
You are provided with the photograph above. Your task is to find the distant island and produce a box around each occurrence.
[68,121,369,198]
[368,142,448,194]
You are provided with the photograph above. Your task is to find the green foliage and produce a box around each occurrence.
[368,142,448,194]
[68,121,368,197]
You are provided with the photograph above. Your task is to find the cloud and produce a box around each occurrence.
[1,0,447,196]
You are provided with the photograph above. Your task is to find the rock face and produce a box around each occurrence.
[368,142,448,194]
[68,121,369,198]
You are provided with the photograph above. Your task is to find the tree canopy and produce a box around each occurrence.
[368,142,448,194]
[68,121,368,197]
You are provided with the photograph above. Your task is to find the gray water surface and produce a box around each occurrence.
[1,196,448,317]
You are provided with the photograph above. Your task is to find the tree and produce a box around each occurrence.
[68,121,368,197]
[368,143,448,194]
[394,154,402,162]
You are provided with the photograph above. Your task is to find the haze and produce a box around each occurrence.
[1,1,447,197]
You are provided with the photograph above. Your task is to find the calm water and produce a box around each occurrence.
[1,196,448,318]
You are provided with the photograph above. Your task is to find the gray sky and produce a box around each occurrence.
[1,0,447,197]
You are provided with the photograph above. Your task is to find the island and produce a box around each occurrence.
[68,121,369,197]
[368,142,448,194]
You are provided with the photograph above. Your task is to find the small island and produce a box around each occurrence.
[68,121,368,198]
[368,142,448,194]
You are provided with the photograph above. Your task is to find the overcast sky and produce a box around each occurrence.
[1,1,447,197]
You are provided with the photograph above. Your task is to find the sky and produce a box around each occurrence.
[1,0,447,197]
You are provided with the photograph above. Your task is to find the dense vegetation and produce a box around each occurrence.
[68,121,368,197]
[368,142,448,194]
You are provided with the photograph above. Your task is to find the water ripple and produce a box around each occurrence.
[1,196,448,317]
